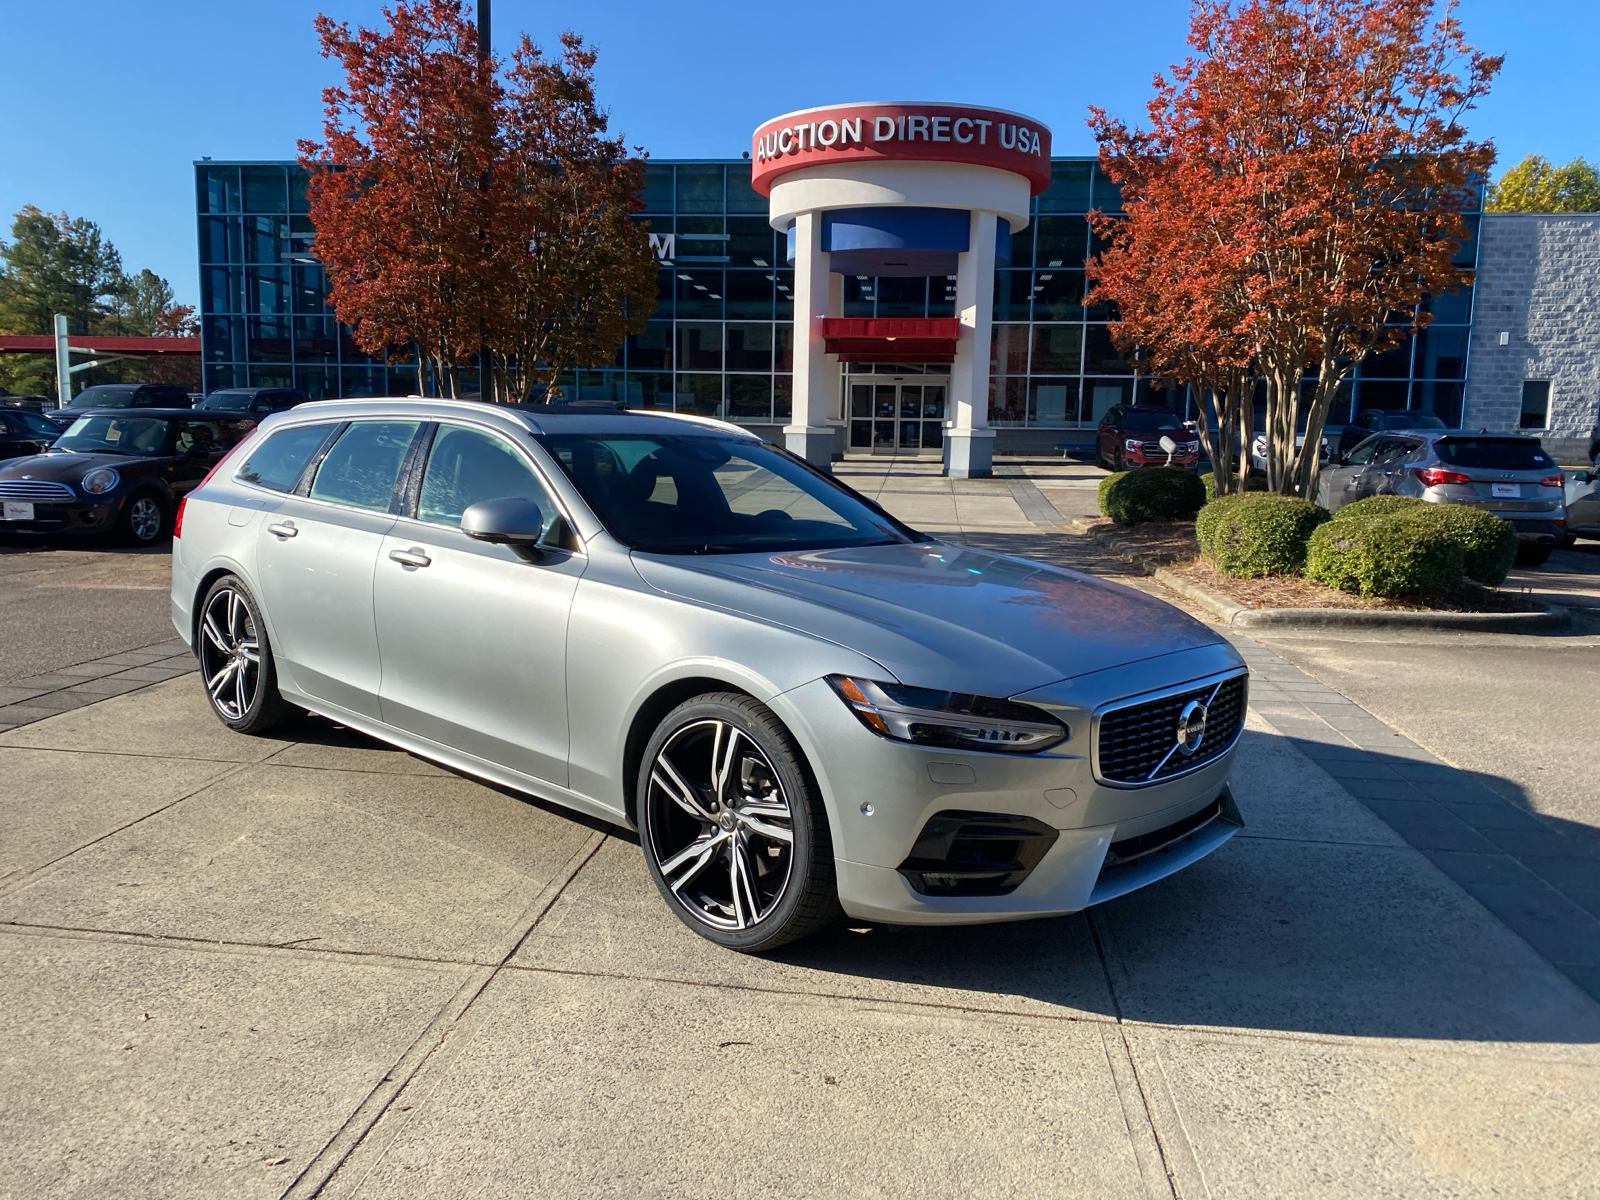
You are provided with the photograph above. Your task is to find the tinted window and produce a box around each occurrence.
[417,424,558,538]
[1345,436,1381,465]
[173,420,245,455]
[1122,410,1184,431]
[201,390,257,411]
[541,432,918,554]
[70,385,142,409]
[56,416,170,455]
[17,411,59,437]
[236,423,337,492]
[1436,438,1553,471]
[310,421,419,511]
[1371,437,1418,465]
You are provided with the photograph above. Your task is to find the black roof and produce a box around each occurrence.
[58,408,246,421]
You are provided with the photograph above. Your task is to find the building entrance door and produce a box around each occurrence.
[847,381,947,456]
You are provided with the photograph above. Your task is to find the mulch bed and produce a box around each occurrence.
[1089,518,1545,614]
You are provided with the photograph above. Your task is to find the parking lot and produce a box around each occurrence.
[3,461,1598,1198]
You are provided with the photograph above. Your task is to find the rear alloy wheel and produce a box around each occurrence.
[639,694,839,952]
[197,575,298,734]
[119,493,166,545]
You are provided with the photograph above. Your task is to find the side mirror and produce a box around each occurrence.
[462,497,547,559]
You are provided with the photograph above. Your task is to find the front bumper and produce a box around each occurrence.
[776,655,1245,925]
[0,499,119,535]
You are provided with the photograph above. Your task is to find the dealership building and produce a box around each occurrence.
[195,103,1600,469]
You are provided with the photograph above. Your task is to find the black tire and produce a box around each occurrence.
[196,574,299,734]
[638,693,840,952]
[1562,534,1577,549]
[117,491,167,546]
[1515,543,1553,568]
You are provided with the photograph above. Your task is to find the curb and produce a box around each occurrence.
[1074,520,1574,633]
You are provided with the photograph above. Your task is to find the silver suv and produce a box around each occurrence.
[1316,430,1565,565]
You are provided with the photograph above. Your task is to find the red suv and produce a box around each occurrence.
[1096,406,1200,470]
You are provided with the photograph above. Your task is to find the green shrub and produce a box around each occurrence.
[1194,493,1331,576]
[1305,513,1464,597]
[1201,470,1267,502]
[1097,468,1207,525]
[1333,496,1517,586]
[1334,495,1425,523]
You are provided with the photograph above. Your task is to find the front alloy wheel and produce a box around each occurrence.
[639,694,838,951]
[121,494,165,544]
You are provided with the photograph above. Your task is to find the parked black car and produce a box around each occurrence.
[1336,408,1449,458]
[194,386,311,419]
[49,383,193,428]
[0,407,63,460]
[0,409,250,545]
[2,394,57,415]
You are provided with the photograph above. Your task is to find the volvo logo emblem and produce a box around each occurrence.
[1175,700,1209,756]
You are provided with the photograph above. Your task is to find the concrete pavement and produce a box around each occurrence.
[2,455,1599,1197]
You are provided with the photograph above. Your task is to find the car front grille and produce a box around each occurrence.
[1137,441,1195,457]
[0,480,75,500]
[1094,671,1248,787]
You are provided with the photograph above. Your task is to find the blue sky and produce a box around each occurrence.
[2,0,1594,308]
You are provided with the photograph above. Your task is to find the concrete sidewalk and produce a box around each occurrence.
[3,458,1598,1198]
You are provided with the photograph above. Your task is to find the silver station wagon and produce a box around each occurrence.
[171,399,1247,951]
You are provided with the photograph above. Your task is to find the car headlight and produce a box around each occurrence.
[827,676,1068,754]
[80,467,119,494]
[1124,439,1142,451]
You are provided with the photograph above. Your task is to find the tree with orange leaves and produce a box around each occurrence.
[299,0,497,399]
[1090,0,1499,497]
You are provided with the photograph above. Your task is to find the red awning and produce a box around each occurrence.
[0,335,201,356]
[819,317,961,363]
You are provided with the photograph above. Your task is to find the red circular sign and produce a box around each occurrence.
[751,102,1053,197]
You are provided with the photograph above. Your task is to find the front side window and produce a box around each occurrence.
[235,422,337,492]
[1345,436,1380,465]
[173,420,243,455]
[201,390,256,411]
[309,420,420,512]
[55,416,170,455]
[18,411,61,437]
[541,432,920,554]
[416,424,560,543]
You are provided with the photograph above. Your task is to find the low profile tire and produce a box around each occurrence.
[638,693,840,953]
[197,575,298,734]
[118,492,167,546]
[1515,543,1553,568]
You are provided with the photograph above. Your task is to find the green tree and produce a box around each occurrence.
[1487,154,1600,212]
[0,206,125,336]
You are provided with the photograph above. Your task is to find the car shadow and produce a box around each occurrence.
[281,712,1600,1044]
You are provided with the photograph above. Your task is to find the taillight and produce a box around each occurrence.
[1414,467,1471,487]
[172,496,187,540]
[1541,473,1565,488]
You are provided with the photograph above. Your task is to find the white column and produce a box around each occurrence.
[946,209,998,478]
[54,314,72,408]
[785,210,835,469]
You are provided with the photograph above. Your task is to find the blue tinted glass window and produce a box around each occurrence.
[724,270,773,319]
[198,166,241,214]
[1032,216,1087,267]
[641,164,674,212]
[288,167,311,213]
[726,166,766,213]
[1037,162,1092,212]
[242,166,287,213]
[676,164,723,213]
[200,217,242,265]
[1090,167,1124,213]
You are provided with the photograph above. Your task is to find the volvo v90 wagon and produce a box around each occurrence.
[171,399,1248,951]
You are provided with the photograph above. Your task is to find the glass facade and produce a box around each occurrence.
[197,158,1478,430]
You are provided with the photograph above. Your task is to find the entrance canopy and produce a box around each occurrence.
[821,318,961,363]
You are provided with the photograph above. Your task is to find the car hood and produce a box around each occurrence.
[631,541,1225,697]
[0,451,142,481]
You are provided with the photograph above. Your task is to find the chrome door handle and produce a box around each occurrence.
[388,547,432,568]
[267,522,298,539]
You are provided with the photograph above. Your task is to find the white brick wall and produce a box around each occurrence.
[1465,213,1600,448]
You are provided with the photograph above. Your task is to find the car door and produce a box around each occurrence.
[372,421,584,785]
[1098,408,1119,461]
[1320,435,1380,511]
[1364,436,1421,497]
[255,419,421,719]
[1566,471,1600,536]
[169,418,231,497]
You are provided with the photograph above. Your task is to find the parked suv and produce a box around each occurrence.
[50,383,192,427]
[195,387,311,419]
[1095,406,1199,470]
[1336,408,1449,458]
[1316,430,1564,565]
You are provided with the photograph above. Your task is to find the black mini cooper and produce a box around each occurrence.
[0,409,250,545]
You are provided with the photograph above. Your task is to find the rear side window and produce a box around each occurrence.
[1436,438,1552,470]
[310,420,420,512]
[236,423,338,492]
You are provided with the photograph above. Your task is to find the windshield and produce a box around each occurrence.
[1388,411,1446,429]
[55,415,170,456]
[539,432,923,554]
[1123,411,1185,431]
[1435,438,1553,471]
[70,385,141,409]
[200,390,256,411]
